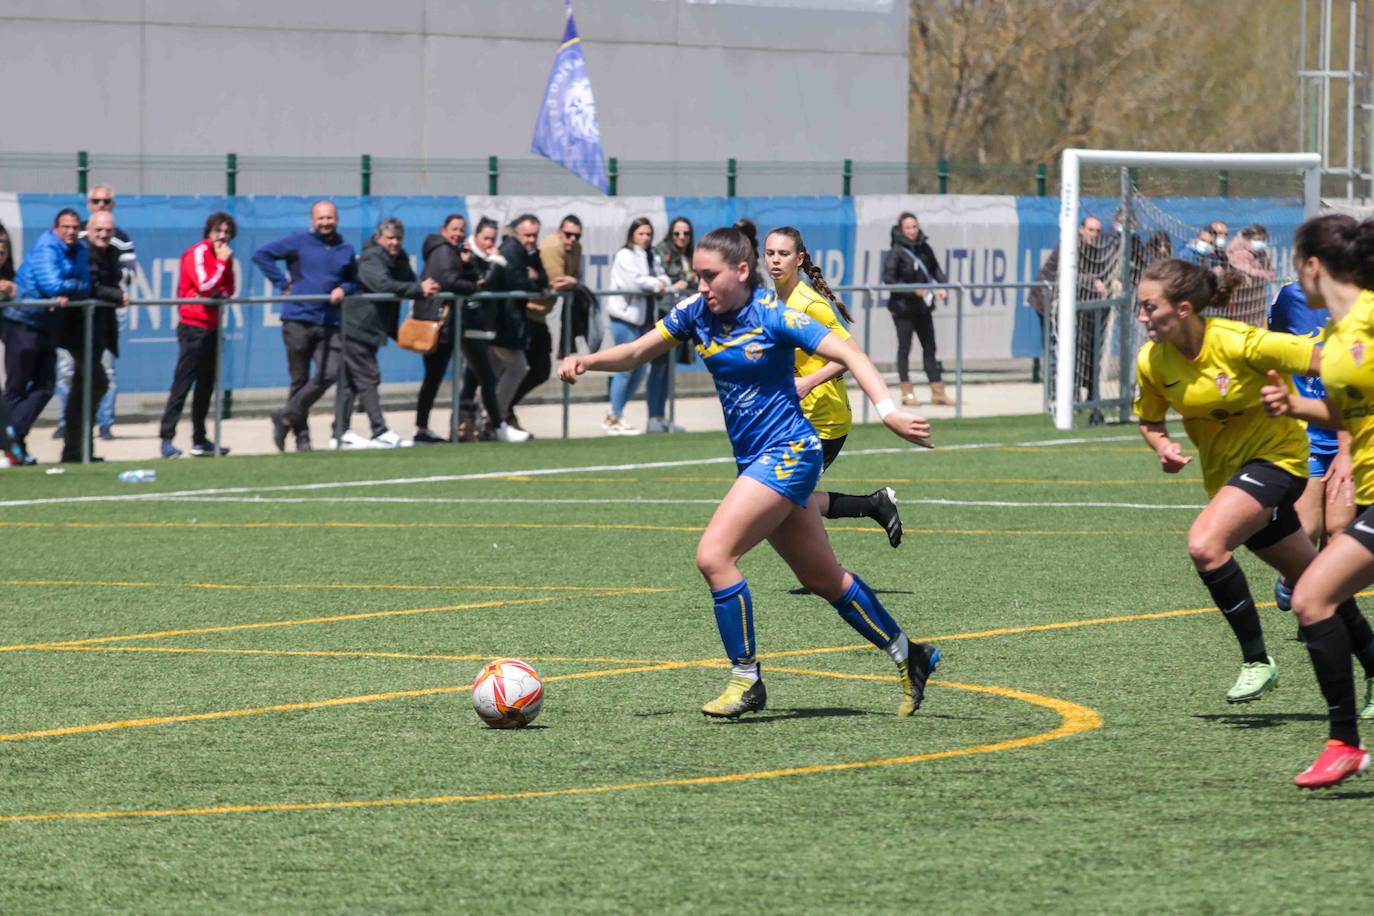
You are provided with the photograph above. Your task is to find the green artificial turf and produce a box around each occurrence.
[0,415,1365,913]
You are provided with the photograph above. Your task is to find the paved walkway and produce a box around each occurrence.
[25,380,1049,464]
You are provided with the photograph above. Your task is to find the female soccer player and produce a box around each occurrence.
[559,225,939,718]
[763,226,902,548]
[1268,280,1353,614]
[1134,259,1322,705]
[1258,214,1374,787]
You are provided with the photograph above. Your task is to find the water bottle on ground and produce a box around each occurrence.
[117,469,157,484]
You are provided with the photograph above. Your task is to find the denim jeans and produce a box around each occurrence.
[608,318,649,417]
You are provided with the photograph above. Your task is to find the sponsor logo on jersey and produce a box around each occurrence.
[782,310,812,330]
[744,342,764,361]
[1215,372,1230,396]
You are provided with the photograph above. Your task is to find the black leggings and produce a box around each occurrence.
[457,338,502,423]
[892,304,941,384]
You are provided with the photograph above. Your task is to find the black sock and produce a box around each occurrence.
[1300,615,1360,746]
[1199,559,1268,663]
[824,492,873,520]
[1335,598,1374,677]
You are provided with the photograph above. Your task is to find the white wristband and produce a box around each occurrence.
[875,398,896,420]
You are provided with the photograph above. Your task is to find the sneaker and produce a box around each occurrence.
[269,409,289,452]
[871,487,903,549]
[330,430,373,451]
[701,673,768,719]
[413,428,446,445]
[495,422,532,443]
[602,414,642,436]
[1294,740,1370,789]
[1226,657,1278,703]
[51,424,66,440]
[1274,577,1293,613]
[160,439,183,459]
[16,440,36,466]
[897,642,940,716]
[645,417,685,433]
[295,428,312,452]
[190,441,230,457]
[505,412,530,434]
[371,429,409,448]
[98,425,114,441]
[1361,677,1374,721]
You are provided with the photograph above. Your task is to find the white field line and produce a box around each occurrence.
[143,495,1204,511]
[0,434,1139,509]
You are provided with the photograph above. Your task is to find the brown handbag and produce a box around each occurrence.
[397,305,449,354]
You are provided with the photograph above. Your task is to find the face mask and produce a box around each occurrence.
[1113,223,1124,233]
[1194,239,1213,254]
[1251,239,1267,253]
[1214,235,1227,248]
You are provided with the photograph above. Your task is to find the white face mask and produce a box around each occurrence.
[1214,235,1227,248]
[1195,239,1213,254]
[1251,239,1267,253]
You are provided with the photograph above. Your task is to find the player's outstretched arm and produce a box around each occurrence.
[812,333,932,447]
[1260,369,1345,428]
[1139,420,1192,473]
[557,328,675,383]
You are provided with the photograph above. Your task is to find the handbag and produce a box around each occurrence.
[397,306,448,354]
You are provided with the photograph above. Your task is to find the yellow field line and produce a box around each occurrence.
[0,678,1100,824]
[0,578,671,594]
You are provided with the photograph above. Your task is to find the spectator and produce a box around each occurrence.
[1178,225,1224,273]
[56,210,125,462]
[1209,220,1231,270]
[1146,230,1174,264]
[473,214,545,442]
[159,211,236,459]
[515,214,582,426]
[1026,216,1115,411]
[343,216,438,449]
[5,209,88,463]
[53,185,135,442]
[451,216,508,442]
[253,199,359,452]
[603,217,670,435]
[0,221,15,302]
[1225,224,1276,326]
[882,211,952,406]
[413,213,482,443]
[648,215,698,431]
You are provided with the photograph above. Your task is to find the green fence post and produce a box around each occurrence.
[360,154,372,196]
[842,158,853,196]
[1218,169,1230,197]
[937,158,949,194]
[488,155,499,195]
[1036,162,1047,196]
[226,153,238,197]
[727,158,737,198]
[77,150,89,195]
[608,157,618,196]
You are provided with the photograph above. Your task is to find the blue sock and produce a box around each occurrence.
[711,579,756,665]
[831,573,902,650]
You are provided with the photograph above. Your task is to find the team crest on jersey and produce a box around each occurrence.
[1353,341,1365,367]
[1215,372,1230,396]
[782,310,812,330]
[744,342,764,362]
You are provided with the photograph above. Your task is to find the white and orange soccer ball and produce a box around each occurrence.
[471,658,544,728]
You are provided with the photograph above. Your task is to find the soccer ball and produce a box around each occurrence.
[471,658,544,728]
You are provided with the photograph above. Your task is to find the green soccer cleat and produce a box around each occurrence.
[702,674,767,719]
[1361,677,1374,721]
[897,643,940,716]
[1226,656,1278,703]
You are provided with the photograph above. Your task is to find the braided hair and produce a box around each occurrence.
[766,225,853,322]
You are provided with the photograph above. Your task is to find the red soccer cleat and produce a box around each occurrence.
[1293,740,1370,789]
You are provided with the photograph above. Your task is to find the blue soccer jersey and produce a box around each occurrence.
[657,287,830,464]
[1269,281,1337,456]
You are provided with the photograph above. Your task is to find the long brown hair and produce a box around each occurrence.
[698,223,762,288]
[1139,258,1244,313]
[766,226,853,322]
[1294,213,1374,288]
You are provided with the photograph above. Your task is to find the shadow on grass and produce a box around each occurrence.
[1192,712,1326,730]
[787,588,916,597]
[1313,789,1374,800]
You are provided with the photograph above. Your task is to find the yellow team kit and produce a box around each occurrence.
[784,282,852,440]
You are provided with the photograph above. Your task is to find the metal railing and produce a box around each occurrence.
[1,281,1050,463]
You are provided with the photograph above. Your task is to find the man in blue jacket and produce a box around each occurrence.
[3,209,89,462]
[252,200,359,451]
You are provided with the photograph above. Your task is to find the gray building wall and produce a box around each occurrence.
[0,0,907,193]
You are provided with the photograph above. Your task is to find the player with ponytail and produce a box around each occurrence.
[1258,214,1374,787]
[1134,258,1328,712]
[764,225,903,549]
[559,222,939,719]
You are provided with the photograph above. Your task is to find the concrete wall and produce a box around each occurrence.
[0,0,907,165]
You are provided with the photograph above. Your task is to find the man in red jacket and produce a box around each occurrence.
[158,212,237,458]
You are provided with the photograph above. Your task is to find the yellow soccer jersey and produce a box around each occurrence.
[786,281,852,440]
[1134,317,1316,496]
[1320,289,1374,504]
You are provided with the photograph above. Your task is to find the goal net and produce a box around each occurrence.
[1047,150,1322,430]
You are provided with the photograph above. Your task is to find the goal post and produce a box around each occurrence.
[1052,149,1323,430]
